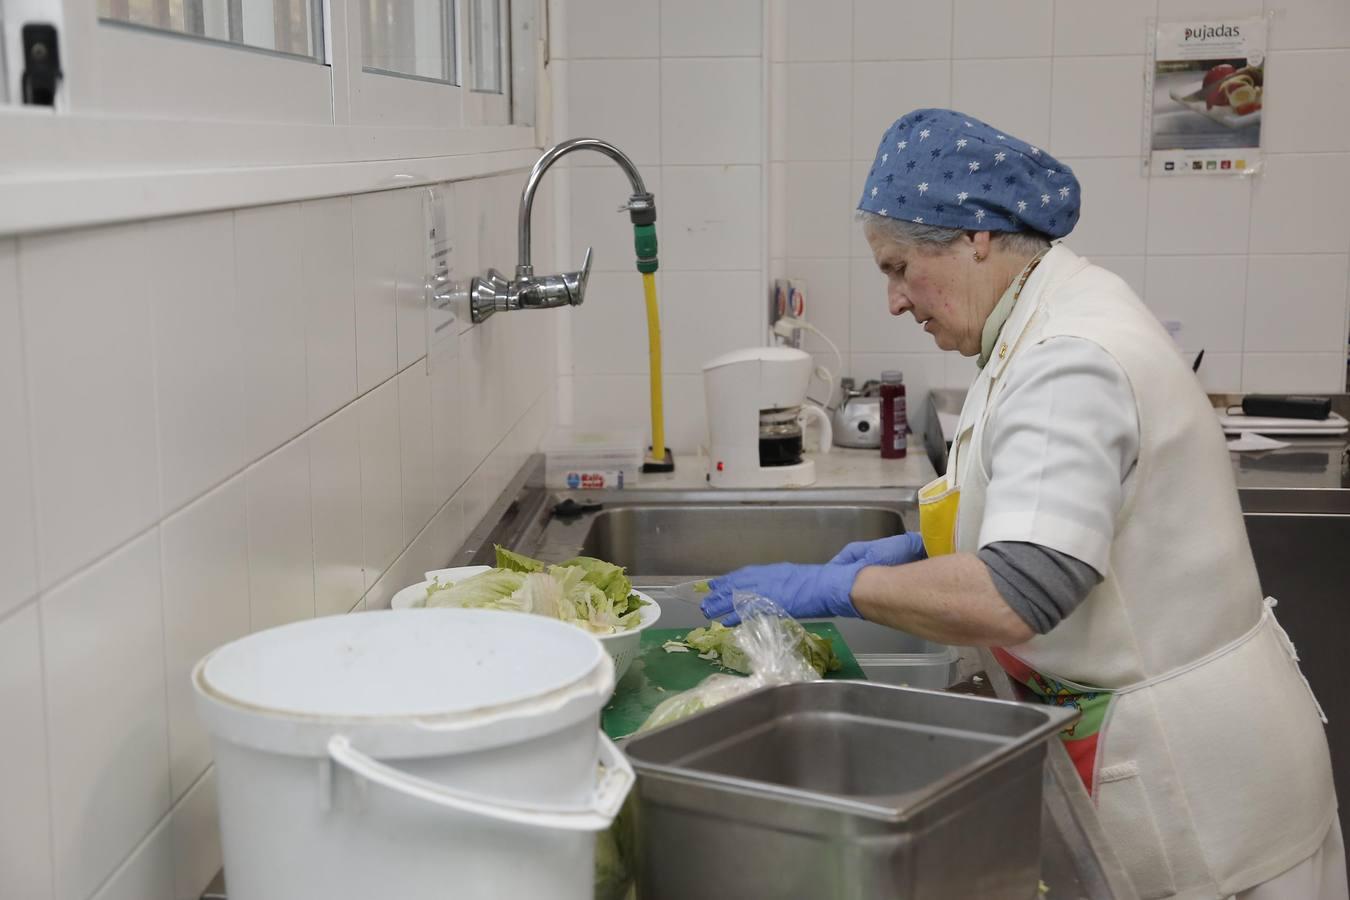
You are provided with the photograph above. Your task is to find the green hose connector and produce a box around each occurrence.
[633,224,659,274]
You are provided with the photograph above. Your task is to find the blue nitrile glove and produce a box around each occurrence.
[829,532,927,567]
[700,560,867,626]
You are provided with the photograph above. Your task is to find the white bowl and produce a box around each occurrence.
[393,566,661,682]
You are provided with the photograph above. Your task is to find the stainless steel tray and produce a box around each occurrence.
[623,681,1077,899]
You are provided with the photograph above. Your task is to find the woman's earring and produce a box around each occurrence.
[972,251,985,262]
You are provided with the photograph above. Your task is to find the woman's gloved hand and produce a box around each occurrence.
[700,560,867,625]
[829,532,926,567]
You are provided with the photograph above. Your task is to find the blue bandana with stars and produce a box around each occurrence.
[858,108,1081,239]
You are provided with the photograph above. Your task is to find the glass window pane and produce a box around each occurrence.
[469,0,502,93]
[98,0,324,60]
[362,0,456,84]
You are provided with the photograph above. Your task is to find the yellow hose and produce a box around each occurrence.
[642,271,666,463]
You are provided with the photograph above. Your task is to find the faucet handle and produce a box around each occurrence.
[573,246,593,304]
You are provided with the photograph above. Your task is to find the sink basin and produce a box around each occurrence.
[577,505,906,575]
[522,490,941,657]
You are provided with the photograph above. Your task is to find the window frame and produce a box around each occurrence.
[74,0,335,123]
[0,0,544,235]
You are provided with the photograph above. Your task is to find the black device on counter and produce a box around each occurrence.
[1240,395,1333,421]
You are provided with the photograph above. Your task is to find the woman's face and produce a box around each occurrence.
[865,227,983,356]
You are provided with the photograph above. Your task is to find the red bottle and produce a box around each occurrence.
[879,370,907,459]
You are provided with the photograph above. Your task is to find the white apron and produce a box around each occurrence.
[918,245,1337,899]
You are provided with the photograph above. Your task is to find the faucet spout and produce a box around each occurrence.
[517,137,652,277]
[463,137,653,324]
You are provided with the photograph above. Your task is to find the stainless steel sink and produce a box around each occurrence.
[494,486,937,655]
[573,504,906,574]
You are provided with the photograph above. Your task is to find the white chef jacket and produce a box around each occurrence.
[978,334,1140,575]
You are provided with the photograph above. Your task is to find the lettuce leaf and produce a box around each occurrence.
[494,545,546,573]
[422,557,646,635]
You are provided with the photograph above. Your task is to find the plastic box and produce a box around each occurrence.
[854,646,960,690]
[543,428,643,490]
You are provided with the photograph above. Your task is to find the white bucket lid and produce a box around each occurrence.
[194,609,613,759]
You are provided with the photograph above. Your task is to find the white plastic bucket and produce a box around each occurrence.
[193,608,631,900]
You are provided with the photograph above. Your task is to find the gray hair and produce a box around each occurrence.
[857,211,1051,258]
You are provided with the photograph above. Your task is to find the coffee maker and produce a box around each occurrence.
[702,347,832,488]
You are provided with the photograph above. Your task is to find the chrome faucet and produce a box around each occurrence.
[465,138,656,324]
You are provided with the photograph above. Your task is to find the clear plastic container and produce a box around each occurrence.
[543,428,644,490]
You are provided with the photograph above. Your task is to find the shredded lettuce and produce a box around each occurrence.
[677,619,841,677]
[422,548,646,635]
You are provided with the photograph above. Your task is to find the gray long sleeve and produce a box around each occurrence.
[978,541,1102,635]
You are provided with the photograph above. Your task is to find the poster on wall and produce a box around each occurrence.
[1145,17,1267,176]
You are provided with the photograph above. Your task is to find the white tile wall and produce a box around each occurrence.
[0,242,36,619]
[1146,177,1252,256]
[572,271,657,374]
[1242,352,1346,391]
[784,161,853,258]
[309,402,365,618]
[952,58,1053,148]
[302,198,359,423]
[1144,255,1249,352]
[1249,154,1350,254]
[1049,57,1147,157]
[21,224,160,589]
[562,0,659,59]
[782,0,852,61]
[1053,0,1155,56]
[89,821,173,900]
[42,532,169,900]
[1263,51,1350,153]
[661,58,762,165]
[854,0,953,61]
[660,0,762,57]
[169,771,222,900]
[0,604,53,900]
[1245,255,1350,352]
[662,165,763,270]
[779,62,852,161]
[352,190,401,394]
[2,167,559,900]
[148,213,246,514]
[661,270,765,373]
[953,0,1054,58]
[159,479,249,799]
[359,378,405,587]
[235,204,308,462]
[565,61,661,167]
[398,363,438,540]
[394,189,429,370]
[1268,0,1350,50]
[246,437,314,631]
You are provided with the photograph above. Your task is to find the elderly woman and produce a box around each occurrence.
[702,109,1345,900]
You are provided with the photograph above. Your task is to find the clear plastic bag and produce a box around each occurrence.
[637,592,821,734]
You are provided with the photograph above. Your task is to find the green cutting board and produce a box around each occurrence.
[602,623,866,740]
